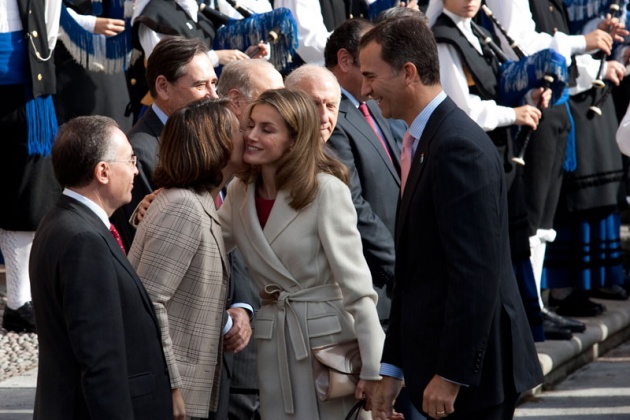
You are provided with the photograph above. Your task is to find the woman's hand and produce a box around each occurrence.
[529,87,552,109]
[172,388,186,420]
[245,41,269,59]
[216,49,250,65]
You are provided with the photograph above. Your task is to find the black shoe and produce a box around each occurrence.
[541,308,586,333]
[543,320,573,340]
[552,291,605,317]
[590,285,628,301]
[2,301,36,333]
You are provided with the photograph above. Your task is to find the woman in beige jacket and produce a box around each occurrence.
[129,99,240,419]
[219,89,385,419]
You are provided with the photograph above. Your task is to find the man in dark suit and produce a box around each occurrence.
[111,36,219,249]
[359,16,543,420]
[325,18,400,323]
[29,116,172,419]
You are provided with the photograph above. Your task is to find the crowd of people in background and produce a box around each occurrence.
[3,0,630,419]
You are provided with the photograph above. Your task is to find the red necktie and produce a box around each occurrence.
[214,193,223,210]
[109,224,126,254]
[400,131,415,196]
[358,102,393,163]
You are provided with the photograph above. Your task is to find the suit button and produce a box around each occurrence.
[130,78,137,86]
[37,73,42,81]
[32,30,38,38]
[549,5,554,12]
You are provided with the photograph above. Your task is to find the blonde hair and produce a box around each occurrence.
[240,89,348,210]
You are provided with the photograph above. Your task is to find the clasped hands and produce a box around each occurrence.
[363,374,459,420]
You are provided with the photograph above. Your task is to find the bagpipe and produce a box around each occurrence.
[477,5,570,166]
[203,4,299,74]
[564,0,629,35]
[589,0,625,116]
[58,0,133,73]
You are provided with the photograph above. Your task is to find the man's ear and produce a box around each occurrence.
[227,88,245,115]
[337,48,354,73]
[403,62,419,85]
[155,75,170,101]
[93,161,110,185]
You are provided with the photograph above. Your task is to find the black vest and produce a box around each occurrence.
[132,0,216,51]
[17,0,56,97]
[319,0,348,31]
[529,0,578,85]
[432,13,500,101]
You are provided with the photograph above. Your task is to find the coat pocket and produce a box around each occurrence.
[307,313,342,338]
[254,313,275,340]
[128,372,155,398]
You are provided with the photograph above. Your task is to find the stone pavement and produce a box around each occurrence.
[515,340,630,419]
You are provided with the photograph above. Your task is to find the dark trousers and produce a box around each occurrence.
[438,391,519,420]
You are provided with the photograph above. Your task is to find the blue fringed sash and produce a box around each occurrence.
[58,0,133,73]
[1,31,57,156]
[213,7,298,73]
[25,94,58,157]
[555,89,577,172]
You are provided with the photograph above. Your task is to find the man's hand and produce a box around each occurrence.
[514,104,542,130]
[135,189,162,224]
[605,60,626,86]
[216,49,250,65]
[369,376,404,419]
[224,307,252,353]
[584,29,613,55]
[530,87,552,110]
[597,13,629,43]
[93,18,125,36]
[245,41,269,59]
[172,388,186,420]
[422,375,459,419]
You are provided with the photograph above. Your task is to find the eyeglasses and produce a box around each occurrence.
[106,155,138,167]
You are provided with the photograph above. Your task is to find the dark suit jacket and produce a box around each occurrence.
[30,195,172,419]
[328,98,400,308]
[111,106,163,249]
[383,97,543,413]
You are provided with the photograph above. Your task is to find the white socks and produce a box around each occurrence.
[0,229,34,310]
[529,229,557,309]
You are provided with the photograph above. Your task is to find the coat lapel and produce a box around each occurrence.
[61,196,158,323]
[237,184,300,287]
[340,98,400,182]
[368,99,401,169]
[397,97,457,242]
[198,191,230,278]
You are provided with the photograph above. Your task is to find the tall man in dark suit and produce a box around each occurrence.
[29,116,172,419]
[325,18,400,323]
[360,16,543,420]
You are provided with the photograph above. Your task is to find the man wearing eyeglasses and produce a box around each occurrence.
[29,116,173,419]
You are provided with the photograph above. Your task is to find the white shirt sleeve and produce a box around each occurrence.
[616,102,630,156]
[274,0,331,65]
[65,7,97,32]
[437,43,516,132]
[45,0,62,50]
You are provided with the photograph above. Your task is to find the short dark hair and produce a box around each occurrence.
[324,18,373,68]
[146,36,209,98]
[153,98,234,193]
[52,116,119,188]
[359,16,440,86]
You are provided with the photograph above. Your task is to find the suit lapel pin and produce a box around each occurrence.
[419,153,425,164]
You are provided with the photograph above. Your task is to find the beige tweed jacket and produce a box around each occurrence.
[129,188,229,417]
